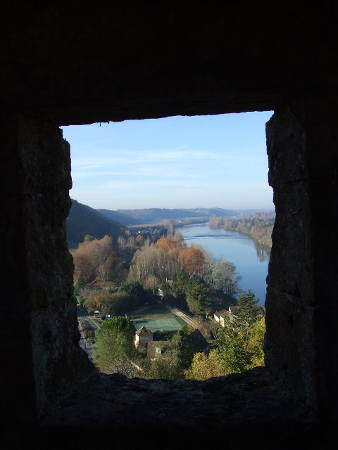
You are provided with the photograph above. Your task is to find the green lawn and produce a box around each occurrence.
[129,303,185,332]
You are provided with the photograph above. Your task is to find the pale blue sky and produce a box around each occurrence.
[62,111,274,210]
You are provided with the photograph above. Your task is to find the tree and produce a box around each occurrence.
[119,280,145,298]
[185,350,225,380]
[214,303,265,374]
[89,281,151,315]
[215,322,252,374]
[209,216,225,229]
[172,231,184,242]
[72,250,96,283]
[74,272,85,295]
[185,276,210,315]
[143,274,160,291]
[144,331,192,380]
[93,317,136,375]
[128,243,179,286]
[72,235,116,283]
[97,255,115,282]
[84,290,113,314]
[210,260,240,296]
[237,290,260,327]
[246,315,265,368]
[144,352,182,379]
[117,235,137,261]
[86,235,115,281]
[160,219,174,236]
[156,236,182,252]
[99,291,130,315]
[178,247,205,276]
[171,270,190,297]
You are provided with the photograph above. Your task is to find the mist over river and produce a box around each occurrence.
[176,223,270,305]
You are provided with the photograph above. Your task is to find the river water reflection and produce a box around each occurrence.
[176,223,270,305]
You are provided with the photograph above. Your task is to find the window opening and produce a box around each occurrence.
[62,112,274,381]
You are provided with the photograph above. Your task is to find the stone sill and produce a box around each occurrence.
[43,367,309,429]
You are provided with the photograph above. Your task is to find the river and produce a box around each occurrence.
[176,223,270,305]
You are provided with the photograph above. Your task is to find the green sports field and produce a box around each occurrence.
[129,303,185,332]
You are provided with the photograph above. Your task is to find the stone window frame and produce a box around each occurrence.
[11,100,333,430]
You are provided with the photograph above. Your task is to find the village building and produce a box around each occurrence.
[213,305,265,327]
[147,341,168,360]
[213,308,236,327]
[134,326,153,348]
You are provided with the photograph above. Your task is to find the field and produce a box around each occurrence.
[129,303,186,332]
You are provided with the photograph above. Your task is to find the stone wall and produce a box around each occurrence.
[1,4,338,446]
[266,106,317,414]
[18,117,94,417]
[266,99,338,420]
[1,117,38,427]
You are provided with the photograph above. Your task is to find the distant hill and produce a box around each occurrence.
[97,209,141,226]
[66,199,126,248]
[98,208,238,225]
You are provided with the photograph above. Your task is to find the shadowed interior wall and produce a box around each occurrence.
[1,4,338,441]
[266,99,338,420]
[6,103,337,424]
[18,117,93,418]
[1,117,37,426]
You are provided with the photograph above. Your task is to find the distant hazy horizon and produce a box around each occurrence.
[62,112,274,210]
[72,198,275,214]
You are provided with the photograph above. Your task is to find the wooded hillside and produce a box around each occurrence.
[66,199,126,248]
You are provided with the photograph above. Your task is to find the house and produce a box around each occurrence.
[134,326,153,348]
[147,341,168,360]
[213,305,266,327]
[213,309,234,327]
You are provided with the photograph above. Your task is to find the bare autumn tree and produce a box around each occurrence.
[210,260,240,296]
[117,235,137,260]
[160,219,174,237]
[83,290,111,313]
[155,236,186,267]
[86,235,113,267]
[97,255,116,282]
[72,250,95,283]
[143,274,160,291]
[72,235,116,283]
[129,243,179,286]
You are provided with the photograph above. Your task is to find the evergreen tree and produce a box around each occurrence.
[185,276,210,315]
[93,317,136,375]
[237,290,260,326]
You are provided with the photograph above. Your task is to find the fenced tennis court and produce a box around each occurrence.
[129,303,185,332]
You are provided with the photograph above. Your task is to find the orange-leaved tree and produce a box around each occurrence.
[155,236,183,252]
[178,247,205,276]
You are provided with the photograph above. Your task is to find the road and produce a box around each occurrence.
[159,301,198,329]
[85,316,100,330]
[77,309,100,360]
[170,307,198,328]
[77,303,88,317]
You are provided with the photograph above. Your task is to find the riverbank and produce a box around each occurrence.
[209,216,273,248]
[176,223,269,304]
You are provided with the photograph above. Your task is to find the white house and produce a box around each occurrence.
[213,308,235,327]
[134,326,153,348]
